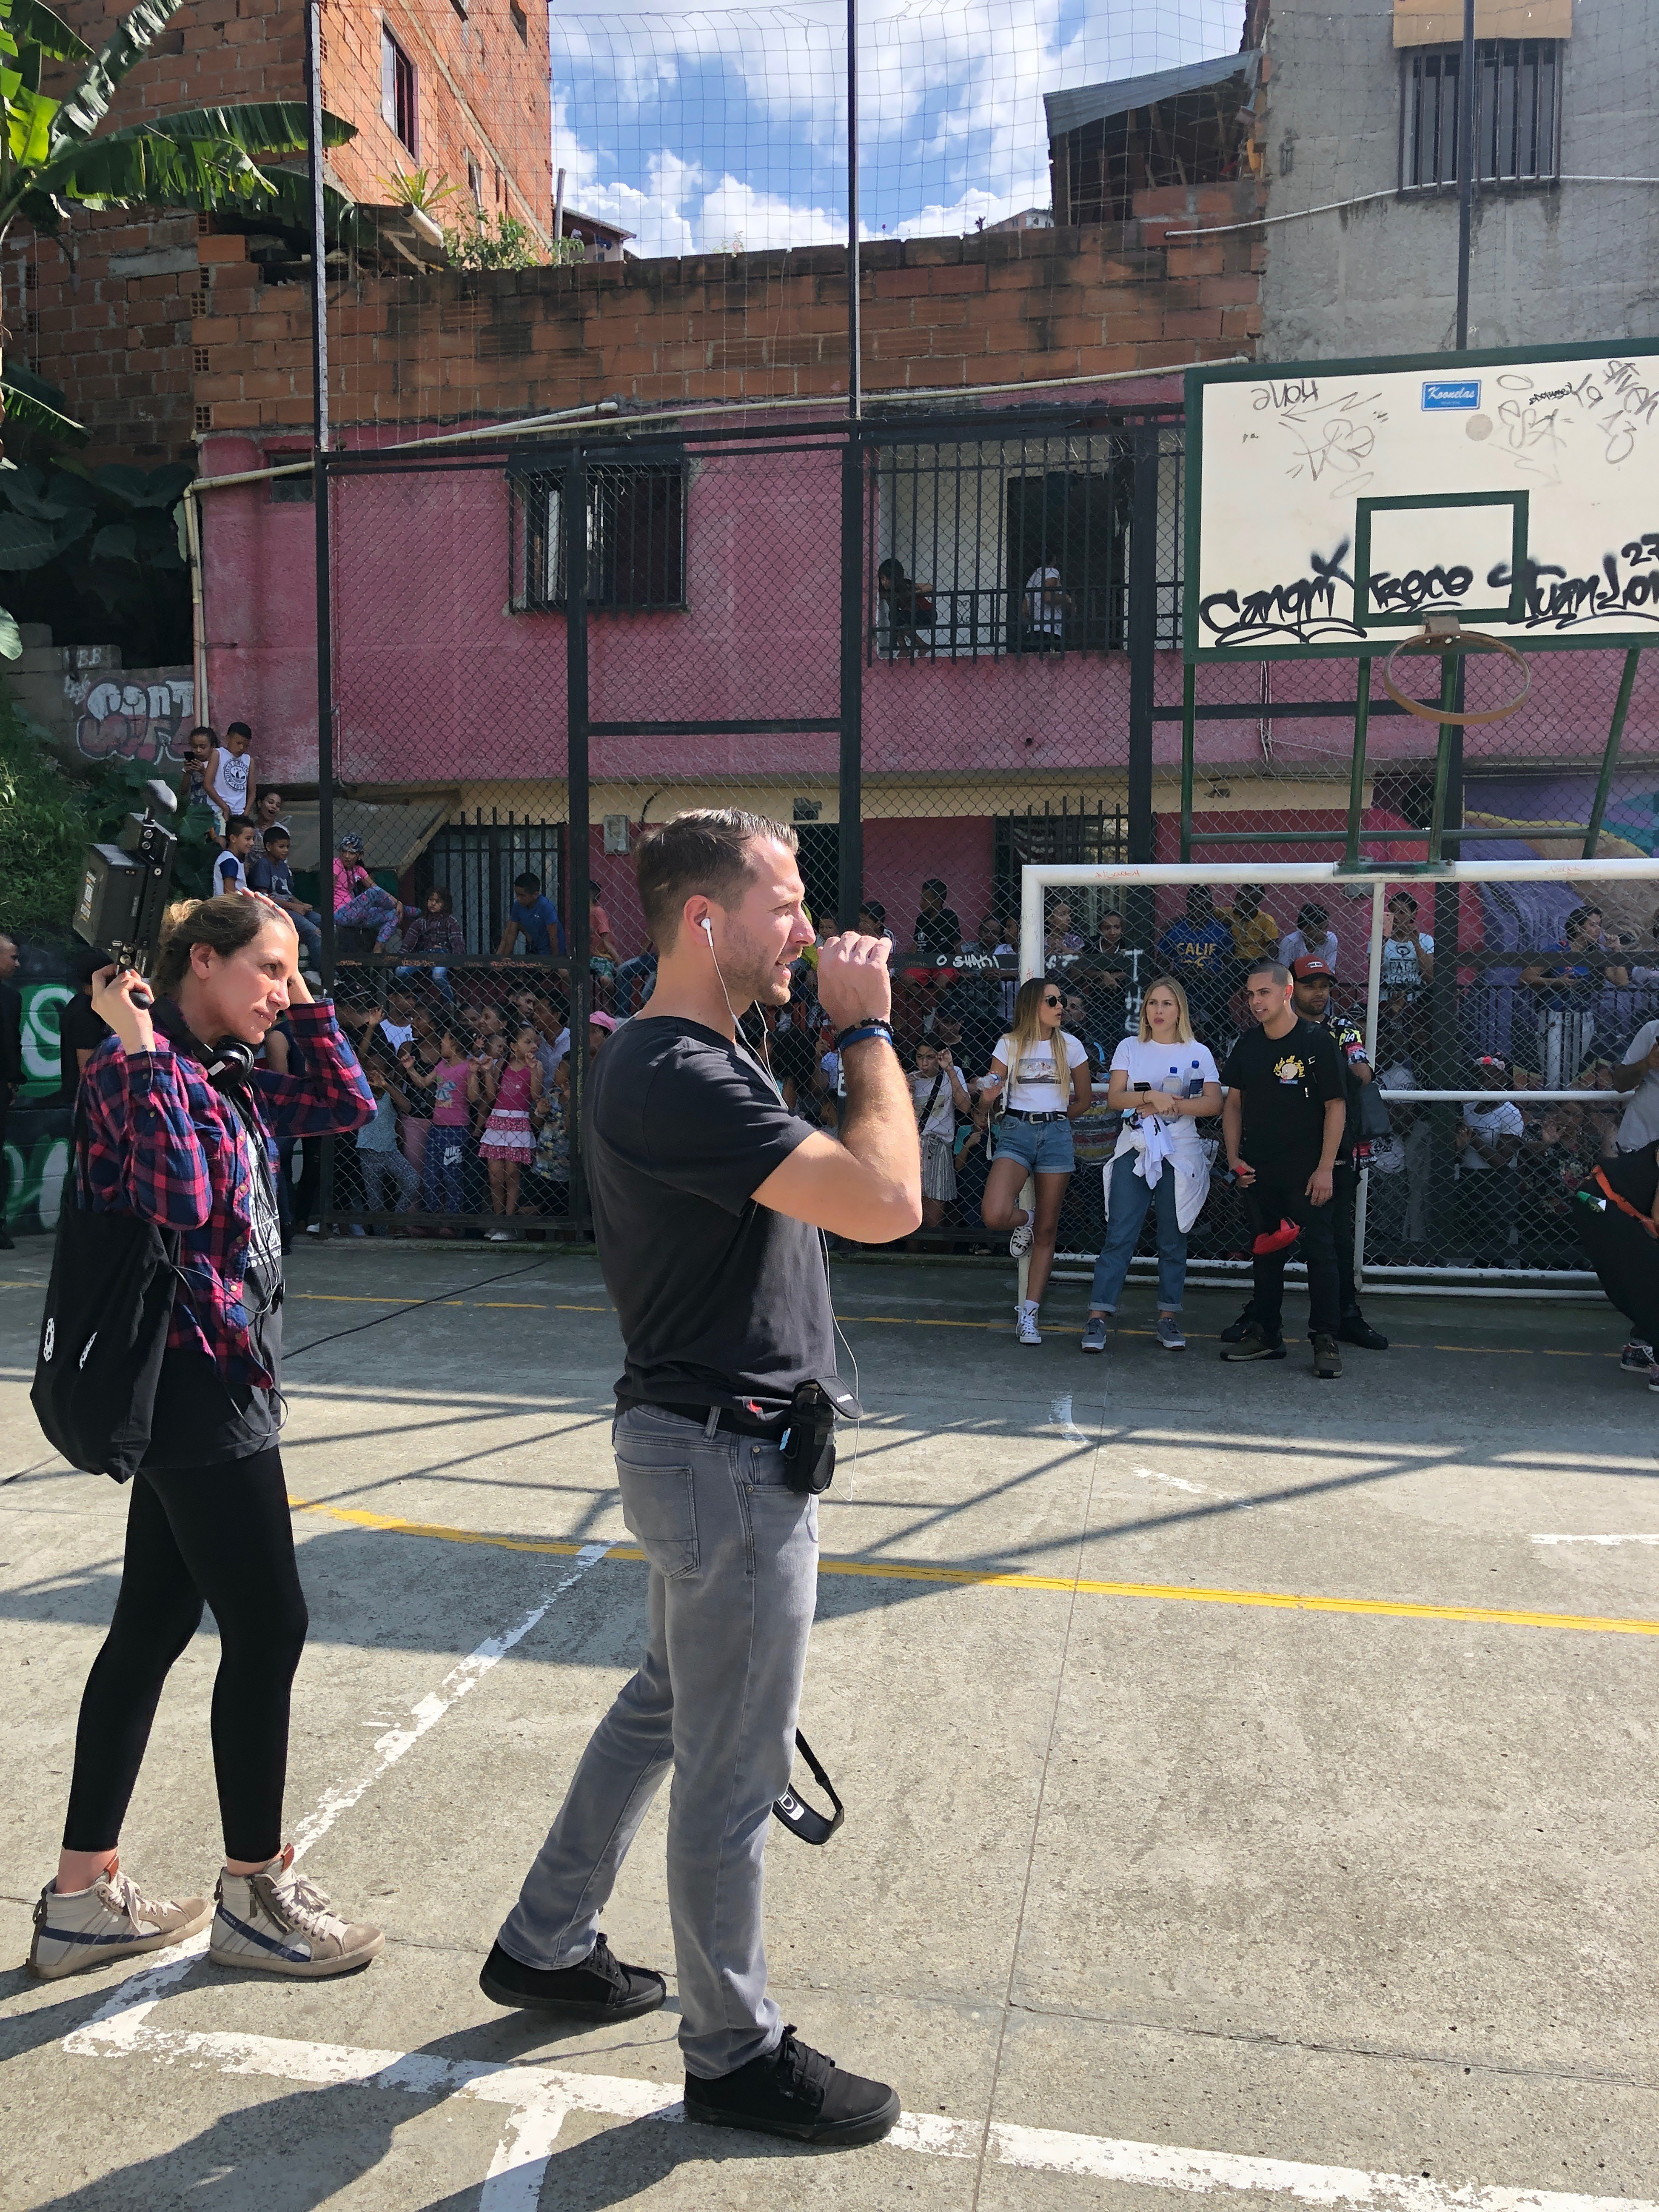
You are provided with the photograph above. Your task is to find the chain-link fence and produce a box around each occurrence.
[306,403,1656,1281]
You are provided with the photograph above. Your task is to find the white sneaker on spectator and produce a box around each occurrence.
[486,1228,513,1241]
[1008,1220,1033,1260]
[211,1847,382,1978]
[29,1859,209,1980]
[1621,1339,1654,1373]
[1015,1300,1042,1346]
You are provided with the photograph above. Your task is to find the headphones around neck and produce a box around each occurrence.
[154,996,257,1093]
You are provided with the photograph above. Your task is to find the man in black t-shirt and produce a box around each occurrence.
[55,952,114,1109]
[1219,961,1348,1374]
[486,810,919,2151]
[1574,1137,1659,1372]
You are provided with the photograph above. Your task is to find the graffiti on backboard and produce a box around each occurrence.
[69,673,194,763]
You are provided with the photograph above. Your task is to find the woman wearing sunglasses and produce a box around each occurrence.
[976,977,1092,1344]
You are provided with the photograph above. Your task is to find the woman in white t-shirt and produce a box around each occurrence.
[976,977,1092,1344]
[910,1039,972,1228]
[1082,976,1222,1354]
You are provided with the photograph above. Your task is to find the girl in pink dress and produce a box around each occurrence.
[476,1025,544,1237]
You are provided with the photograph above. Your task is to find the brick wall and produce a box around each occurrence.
[20,0,550,469]
[194,182,1265,440]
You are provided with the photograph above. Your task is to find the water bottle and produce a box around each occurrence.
[1187,1057,1204,1100]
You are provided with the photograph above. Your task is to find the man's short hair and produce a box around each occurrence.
[635,809,797,949]
[1247,958,1291,986]
[921,877,946,896]
[513,872,542,896]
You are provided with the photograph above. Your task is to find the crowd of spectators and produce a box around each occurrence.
[280,857,1659,1271]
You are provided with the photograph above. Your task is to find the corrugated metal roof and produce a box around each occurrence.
[1043,49,1260,140]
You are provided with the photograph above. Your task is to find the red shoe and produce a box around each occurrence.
[1251,1217,1301,1256]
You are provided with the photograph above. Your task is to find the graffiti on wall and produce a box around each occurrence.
[69,673,195,763]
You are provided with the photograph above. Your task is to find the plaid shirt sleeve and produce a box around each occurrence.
[80,1035,214,1228]
[250,1000,376,1139]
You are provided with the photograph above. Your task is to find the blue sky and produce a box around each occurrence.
[551,0,1247,257]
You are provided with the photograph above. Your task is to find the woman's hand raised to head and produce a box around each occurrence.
[90,964,157,1058]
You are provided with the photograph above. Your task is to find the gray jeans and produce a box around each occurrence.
[497,1402,819,2078]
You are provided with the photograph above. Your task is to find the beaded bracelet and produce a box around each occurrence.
[834,1020,895,1052]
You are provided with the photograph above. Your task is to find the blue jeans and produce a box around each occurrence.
[422,1128,467,1212]
[1090,1148,1187,1311]
[498,1402,818,2078]
[291,914,322,966]
[394,961,453,1003]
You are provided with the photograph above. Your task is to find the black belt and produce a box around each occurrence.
[1004,1108,1068,1123]
[627,1398,787,1439]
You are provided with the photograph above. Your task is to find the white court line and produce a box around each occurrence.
[1134,1464,1207,1495]
[60,2021,1659,2212]
[1532,1534,1659,1547]
[61,1544,611,2056]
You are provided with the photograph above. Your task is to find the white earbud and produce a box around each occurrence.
[700,917,715,946]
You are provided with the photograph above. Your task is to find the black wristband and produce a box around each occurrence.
[835,1020,895,1052]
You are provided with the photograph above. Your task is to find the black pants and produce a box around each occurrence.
[62,1447,308,1862]
[1332,1159,1360,1316]
[1248,1167,1341,1342]
[1576,1204,1659,1345]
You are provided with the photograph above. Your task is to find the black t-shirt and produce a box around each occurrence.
[1601,1140,1659,1214]
[57,992,113,1106]
[1221,1017,1346,1178]
[769,1024,820,1100]
[144,1090,284,1470]
[588,1014,834,1416]
[913,907,963,958]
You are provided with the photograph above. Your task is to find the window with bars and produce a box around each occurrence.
[382,28,418,155]
[870,432,1179,659]
[509,461,688,613]
[1400,40,1561,191]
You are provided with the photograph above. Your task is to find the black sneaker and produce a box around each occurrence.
[1217,1308,1254,1345]
[1311,1332,1343,1379]
[683,2023,901,2148]
[1337,1311,1389,1350]
[478,1934,666,2022]
[1220,1324,1286,1362]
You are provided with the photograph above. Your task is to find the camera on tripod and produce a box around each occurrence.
[72,779,179,977]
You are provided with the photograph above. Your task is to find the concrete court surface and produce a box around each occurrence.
[0,1234,1656,2212]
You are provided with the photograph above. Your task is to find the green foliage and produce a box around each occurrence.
[0,709,214,944]
[0,460,190,661]
[442,211,539,270]
[383,164,456,216]
[0,692,93,942]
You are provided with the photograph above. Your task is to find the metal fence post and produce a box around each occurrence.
[838,432,864,929]
[1126,424,1158,868]
[564,444,593,1236]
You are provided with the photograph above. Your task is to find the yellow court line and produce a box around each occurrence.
[287,1495,1659,1639]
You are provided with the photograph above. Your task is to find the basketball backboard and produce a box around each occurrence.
[1183,341,1659,661]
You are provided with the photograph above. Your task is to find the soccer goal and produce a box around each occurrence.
[1018,858,1659,1299]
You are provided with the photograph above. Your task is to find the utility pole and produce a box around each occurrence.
[1454,0,1475,349]
[838,0,864,926]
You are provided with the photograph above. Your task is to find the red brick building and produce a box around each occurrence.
[21,0,551,468]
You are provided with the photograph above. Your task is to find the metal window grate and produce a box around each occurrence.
[419,815,566,956]
[509,460,688,613]
[1400,40,1561,191]
[869,430,1180,658]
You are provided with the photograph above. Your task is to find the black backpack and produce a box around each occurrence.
[30,1092,179,1483]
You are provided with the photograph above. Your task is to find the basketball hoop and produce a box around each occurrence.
[1380,614,1531,727]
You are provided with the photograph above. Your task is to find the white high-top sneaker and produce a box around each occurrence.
[29,1859,210,1980]
[210,1845,383,1978]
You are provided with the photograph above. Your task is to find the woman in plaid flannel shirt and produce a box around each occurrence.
[29,895,392,1987]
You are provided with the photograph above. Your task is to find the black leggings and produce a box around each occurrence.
[62,1447,308,1862]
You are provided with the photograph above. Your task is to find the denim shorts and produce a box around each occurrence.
[991,1113,1075,1174]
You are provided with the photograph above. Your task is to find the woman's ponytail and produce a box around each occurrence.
[152,894,277,995]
